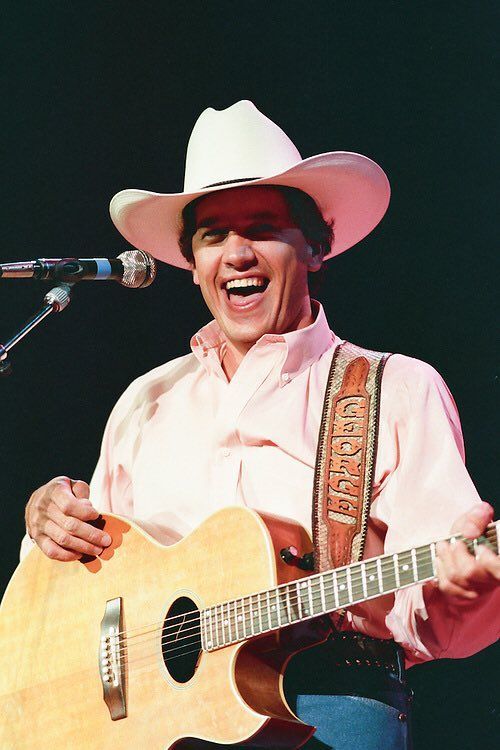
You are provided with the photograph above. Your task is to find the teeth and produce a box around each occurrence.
[226,277,266,290]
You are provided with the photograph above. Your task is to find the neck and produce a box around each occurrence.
[221,298,317,381]
[221,343,246,381]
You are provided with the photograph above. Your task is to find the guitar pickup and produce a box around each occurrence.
[99,597,127,720]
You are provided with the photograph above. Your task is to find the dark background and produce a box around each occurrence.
[1,2,498,747]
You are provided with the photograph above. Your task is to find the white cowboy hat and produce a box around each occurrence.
[110,100,390,269]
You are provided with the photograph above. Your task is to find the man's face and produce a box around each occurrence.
[190,186,321,353]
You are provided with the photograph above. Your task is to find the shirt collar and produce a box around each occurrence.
[190,301,337,381]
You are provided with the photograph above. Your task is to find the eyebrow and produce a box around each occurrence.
[195,211,280,228]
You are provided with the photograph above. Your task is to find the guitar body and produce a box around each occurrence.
[0,507,320,749]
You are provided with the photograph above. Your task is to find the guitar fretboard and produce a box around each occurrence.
[200,523,498,651]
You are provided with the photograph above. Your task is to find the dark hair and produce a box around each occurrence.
[178,185,334,265]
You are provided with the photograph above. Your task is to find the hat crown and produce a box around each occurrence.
[184,100,302,191]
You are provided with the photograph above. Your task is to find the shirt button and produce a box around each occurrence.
[282,372,290,384]
[222,447,231,458]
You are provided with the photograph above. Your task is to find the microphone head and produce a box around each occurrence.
[117,250,157,289]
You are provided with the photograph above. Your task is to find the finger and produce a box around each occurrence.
[43,518,105,557]
[46,504,112,549]
[476,546,500,579]
[447,540,483,589]
[70,479,91,501]
[434,557,478,599]
[51,483,100,521]
[453,502,494,538]
[37,533,82,562]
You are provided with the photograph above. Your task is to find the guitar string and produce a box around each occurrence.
[107,527,497,643]
[112,554,438,659]
[120,555,492,672]
[113,529,497,657]
[112,532,497,663]
[114,559,445,663]
[104,532,496,668]
[121,568,444,672]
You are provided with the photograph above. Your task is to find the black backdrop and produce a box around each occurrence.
[1,2,498,748]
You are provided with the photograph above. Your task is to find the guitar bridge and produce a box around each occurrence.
[99,597,127,720]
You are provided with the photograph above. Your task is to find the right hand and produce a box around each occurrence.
[25,476,112,561]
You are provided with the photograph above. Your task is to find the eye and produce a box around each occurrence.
[247,223,278,238]
[201,228,227,240]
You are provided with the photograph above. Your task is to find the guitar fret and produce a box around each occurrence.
[346,566,353,603]
[248,596,254,635]
[233,600,239,641]
[332,570,340,608]
[296,581,303,618]
[360,563,368,598]
[280,589,289,624]
[319,575,326,612]
[393,554,400,588]
[240,599,246,639]
[266,590,272,629]
[224,602,229,643]
[225,603,230,644]
[376,557,383,592]
[220,604,226,646]
[257,593,263,634]
[275,589,282,627]
[411,548,418,581]
[215,606,221,648]
[307,578,314,615]
[430,543,437,575]
[285,587,292,623]
[227,601,233,643]
[210,608,215,649]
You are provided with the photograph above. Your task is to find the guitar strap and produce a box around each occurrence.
[312,342,391,626]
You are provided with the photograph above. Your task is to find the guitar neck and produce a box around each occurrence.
[201,522,499,652]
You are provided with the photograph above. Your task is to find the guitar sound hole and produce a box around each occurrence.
[162,596,201,683]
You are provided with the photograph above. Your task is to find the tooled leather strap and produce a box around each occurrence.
[312,342,391,579]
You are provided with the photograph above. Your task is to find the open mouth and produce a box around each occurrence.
[223,276,270,305]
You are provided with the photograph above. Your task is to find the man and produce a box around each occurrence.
[23,101,499,749]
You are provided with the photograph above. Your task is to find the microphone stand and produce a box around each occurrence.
[0,283,74,376]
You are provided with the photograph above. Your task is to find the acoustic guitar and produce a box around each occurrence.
[0,506,497,749]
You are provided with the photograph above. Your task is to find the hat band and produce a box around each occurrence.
[202,177,262,188]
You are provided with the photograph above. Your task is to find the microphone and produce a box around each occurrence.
[0,250,157,289]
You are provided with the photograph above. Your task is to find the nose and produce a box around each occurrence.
[222,231,257,269]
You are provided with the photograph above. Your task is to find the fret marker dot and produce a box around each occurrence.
[301,582,307,588]
[207,641,212,647]
[223,620,228,626]
[402,564,409,572]
[237,615,243,622]
[271,605,276,610]
[369,575,375,582]
[339,584,345,591]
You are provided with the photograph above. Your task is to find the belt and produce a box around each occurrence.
[284,633,411,717]
[327,631,406,682]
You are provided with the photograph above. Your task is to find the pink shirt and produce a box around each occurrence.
[87,303,498,666]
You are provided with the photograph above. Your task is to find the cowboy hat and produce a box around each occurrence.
[110,100,390,269]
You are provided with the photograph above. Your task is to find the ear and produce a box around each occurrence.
[306,244,323,273]
[191,265,200,285]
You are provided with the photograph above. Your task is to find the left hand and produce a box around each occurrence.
[434,501,500,602]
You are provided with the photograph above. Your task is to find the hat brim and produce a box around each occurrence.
[109,151,390,269]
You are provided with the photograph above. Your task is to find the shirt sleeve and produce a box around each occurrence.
[376,355,499,665]
[89,363,187,546]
